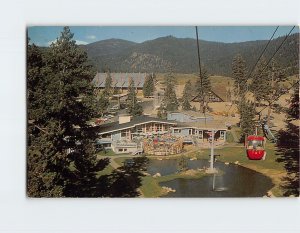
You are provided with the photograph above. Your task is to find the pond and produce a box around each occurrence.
[146,159,274,197]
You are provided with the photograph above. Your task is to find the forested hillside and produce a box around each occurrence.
[82,33,299,76]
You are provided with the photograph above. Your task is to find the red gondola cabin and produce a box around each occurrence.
[245,135,266,160]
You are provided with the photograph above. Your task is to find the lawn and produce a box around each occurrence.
[96,164,114,177]
[96,150,116,158]
[95,140,286,197]
[140,169,207,198]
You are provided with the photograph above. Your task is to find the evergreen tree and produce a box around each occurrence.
[182,80,192,110]
[250,57,269,104]
[264,59,287,124]
[232,54,248,101]
[276,85,299,196]
[195,68,211,113]
[127,78,143,116]
[97,92,109,116]
[27,41,65,197]
[162,73,178,111]
[113,83,120,95]
[238,99,256,142]
[157,102,167,119]
[27,27,109,197]
[143,73,155,97]
[103,71,112,96]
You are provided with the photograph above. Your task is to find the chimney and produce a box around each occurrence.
[118,114,131,124]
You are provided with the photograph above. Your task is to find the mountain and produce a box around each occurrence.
[81,38,137,57]
[82,34,299,76]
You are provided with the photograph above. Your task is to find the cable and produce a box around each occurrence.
[246,26,279,80]
[195,26,207,127]
[257,80,299,115]
[215,27,280,132]
[195,26,202,80]
[256,26,296,77]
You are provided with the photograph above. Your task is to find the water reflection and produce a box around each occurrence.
[144,159,274,197]
[161,161,273,197]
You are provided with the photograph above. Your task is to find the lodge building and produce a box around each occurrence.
[97,113,227,155]
[92,72,147,93]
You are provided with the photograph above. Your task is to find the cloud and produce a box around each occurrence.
[47,40,57,46]
[75,40,88,45]
[86,35,96,40]
[46,39,88,46]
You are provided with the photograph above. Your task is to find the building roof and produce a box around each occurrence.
[170,111,214,119]
[191,87,227,102]
[92,72,147,88]
[174,120,227,130]
[98,115,177,134]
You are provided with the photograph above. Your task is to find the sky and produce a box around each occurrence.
[27,26,299,47]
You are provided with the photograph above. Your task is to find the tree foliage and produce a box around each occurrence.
[232,54,248,100]
[162,72,179,111]
[238,99,256,142]
[27,27,147,197]
[103,71,112,96]
[195,68,211,112]
[276,85,299,196]
[127,78,143,116]
[182,80,192,110]
[97,92,109,116]
[143,73,155,97]
[28,27,108,197]
[250,57,269,103]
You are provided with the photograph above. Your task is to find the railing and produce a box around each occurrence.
[112,140,143,149]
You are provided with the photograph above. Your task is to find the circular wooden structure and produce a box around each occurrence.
[143,135,183,156]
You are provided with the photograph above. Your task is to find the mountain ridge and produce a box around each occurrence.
[81,33,299,76]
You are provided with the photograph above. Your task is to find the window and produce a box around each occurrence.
[119,149,123,152]
[189,129,195,135]
[156,124,163,131]
[121,130,130,138]
[124,148,127,152]
[220,131,225,140]
[102,133,111,138]
[198,131,203,139]
[248,140,264,149]
[174,129,181,133]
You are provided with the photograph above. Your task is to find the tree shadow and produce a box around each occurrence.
[276,122,299,197]
[101,156,149,197]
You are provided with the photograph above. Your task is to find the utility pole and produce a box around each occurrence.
[210,129,215,171]
[206,129,216,174]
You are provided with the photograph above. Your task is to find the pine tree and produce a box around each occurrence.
[238,99,256,142]
[27,27,109,197]
[143,73,155,97]
[276,85,299,196]
[27,41,65,197]
[103,71,112,96]
[157,102,167,119]
[195,68,211,112]
[97,92,109,116]
[113,83,120,95]
[232,54,248,101]
[162,73,178,111]
[182,80,192,110]
[250,57,269,104]
[127,78,143,116]
[264,59,287,124]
